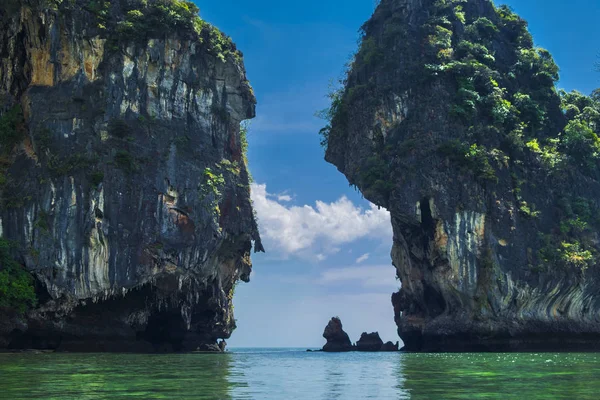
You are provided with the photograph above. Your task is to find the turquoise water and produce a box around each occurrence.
[1,349,599,399]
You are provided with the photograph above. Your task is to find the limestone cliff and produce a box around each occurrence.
[0,0,262,352]
[325,0,600,351]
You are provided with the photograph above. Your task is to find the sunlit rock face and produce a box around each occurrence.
[0,0,262,352]
[326,0,600,351]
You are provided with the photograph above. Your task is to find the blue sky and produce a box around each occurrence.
[197,0,600,347]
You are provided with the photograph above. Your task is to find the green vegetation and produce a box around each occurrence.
[34,128,53,152]
[356,37,384,66]
[560,242,593,272]
[34,209,51,233]
[418,3,570,184]
[496,5,533,47]
[47,153,94,176]
[450,77,480,120]
[559,110,600,173]
[320,2,551,186]
[320,0,600,275]
[90,171,104,188]
[0,105,25,188]
[438,141,497,183]
[538,235,595,274]
[174,135,190,153]
[201,168,225,197]
[108,118,131,138]
[218,159,241,176]
[106,0,240,62]
[199,167,225,215]
[84,1,110,29]
[116,1,203,37]
[34,0,242,62]
[0,238,37,313]
[240,121,250,167]
[465,17,499,40]
[0,105,25,155]
[536,195,600,273]
[114,150,137,174]
[317,84,345,148]
[518,201,540,219]
[206,25,239,63]
[525,138,563,169]
[427,13,558,134]
[357,156,394,199]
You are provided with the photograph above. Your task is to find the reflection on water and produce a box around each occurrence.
[0,352,234,399]
[1,349,599,399]
[399,352,600,399]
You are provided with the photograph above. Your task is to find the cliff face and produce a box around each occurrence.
[0,0,262,352]
[325,0,600,351]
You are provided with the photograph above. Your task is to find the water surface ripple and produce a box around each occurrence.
[1,349,598,399]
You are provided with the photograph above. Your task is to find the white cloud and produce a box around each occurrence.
[277,194,293,202]
[317,265,397,289]
[251,183,392,260]
[356,253,370,263]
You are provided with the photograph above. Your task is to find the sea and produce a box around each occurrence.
[1,348,599,399]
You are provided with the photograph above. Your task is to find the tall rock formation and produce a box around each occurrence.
[322,317,353,352]
[324,0,600,351]
[0,0,262,351]
[355,332,384,351]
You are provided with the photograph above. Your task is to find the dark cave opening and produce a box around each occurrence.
[141,311,188,351]
[423,284,446,317]
[419,197,435,234]
[8,329,62,350]
[420,197,436,252]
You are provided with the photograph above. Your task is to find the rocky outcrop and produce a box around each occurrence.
[356,332,384,351]
[322,317,353,352]
[325,0,600,351]
[381,341,399,352]
[321,318,399,352]
[0,0,262,352]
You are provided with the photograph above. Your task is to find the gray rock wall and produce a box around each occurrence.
[326,0,600,351]
[0,0,261,351]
